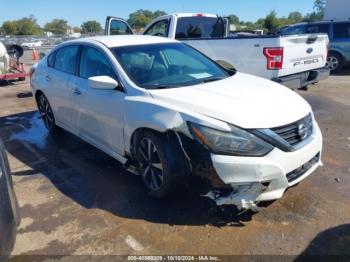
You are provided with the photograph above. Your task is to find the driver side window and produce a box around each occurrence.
[79,46,117,80]
[144,20,169,37]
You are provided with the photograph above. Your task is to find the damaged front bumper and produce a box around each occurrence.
[203,122,323,211]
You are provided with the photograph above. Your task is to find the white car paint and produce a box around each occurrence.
[31,35,323,210]
[21,40,42,49]
[0,42,9,74]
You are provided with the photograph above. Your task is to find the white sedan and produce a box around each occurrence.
[21,40,42,50]
[30,35,322,211]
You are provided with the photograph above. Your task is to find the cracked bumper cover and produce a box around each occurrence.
[208,121,323,207]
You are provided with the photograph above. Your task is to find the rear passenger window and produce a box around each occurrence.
[79,46,117,80]
[306,24,330,35]
[47,51,56,68]
[54,46,79,75]
[334,22,350,39]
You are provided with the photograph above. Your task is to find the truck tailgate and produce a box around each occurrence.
[279,34,329,77]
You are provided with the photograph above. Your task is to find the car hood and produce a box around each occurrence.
[148,73,311,129]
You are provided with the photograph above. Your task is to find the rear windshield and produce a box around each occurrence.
[175,17,226,39]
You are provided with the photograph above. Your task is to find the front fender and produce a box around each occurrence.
[123,96,230,154]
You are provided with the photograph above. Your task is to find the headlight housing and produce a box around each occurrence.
[188,122,273,156]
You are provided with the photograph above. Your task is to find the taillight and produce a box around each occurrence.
[263,47,284,70]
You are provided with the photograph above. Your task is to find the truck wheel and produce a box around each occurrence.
[326,52,344,74]
[37,93,60,134]
[135,131,185,198]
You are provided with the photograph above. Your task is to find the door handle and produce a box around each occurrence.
[72,88,82,95]
[45,75,51,81]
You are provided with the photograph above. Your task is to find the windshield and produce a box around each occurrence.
[112,43,230,89]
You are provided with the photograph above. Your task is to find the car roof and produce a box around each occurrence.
[70,35,178,48]
[289,19,350,27]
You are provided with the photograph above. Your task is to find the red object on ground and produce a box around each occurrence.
[32,49,38,60]
[0,58,27,81]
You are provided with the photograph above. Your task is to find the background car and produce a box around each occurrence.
[20,40,43,50]
[0,140,20,258]
[279,20,350,73]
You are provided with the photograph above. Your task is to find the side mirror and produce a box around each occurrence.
[88,76,119,90]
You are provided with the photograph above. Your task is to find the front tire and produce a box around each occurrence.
[37,93,60,134]
[135,131,186,198]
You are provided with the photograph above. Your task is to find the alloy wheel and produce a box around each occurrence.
[38,95,54,130]
[326,56,339,71]
[138,138,164,191]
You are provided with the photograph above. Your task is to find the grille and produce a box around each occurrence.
[287,153,320,182]
[271,113,313,147]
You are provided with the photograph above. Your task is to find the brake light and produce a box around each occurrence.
[195,13,204,17]
[263,47,284,70]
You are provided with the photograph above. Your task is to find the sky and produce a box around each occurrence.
[0,0,316,27]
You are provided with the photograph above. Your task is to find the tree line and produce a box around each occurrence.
[0,0,325,36]
[0,16,103,35]
[228,0,325,33]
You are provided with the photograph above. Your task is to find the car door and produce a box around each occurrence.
[332,22,350,61]
[44,45,80,132]
[105,17,133,36]
[70,45,126,156]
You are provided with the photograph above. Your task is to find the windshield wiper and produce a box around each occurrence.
[201,76,227,83]
[146,84,174,90]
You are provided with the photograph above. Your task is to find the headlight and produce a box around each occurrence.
[188,122,273,156]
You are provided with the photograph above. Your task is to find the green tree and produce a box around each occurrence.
[127,9,167,30]
[73,27,81,33]
[304,0,326,22]
[1,21,17,35]
[255,18,266,30]
[264,11,281,33]
[314,0,326,14]
[14,16,42,35]
[288,11,303,23]
[44,19,70,35]
[228,14,239,25]
[81,20,102,34]
[153,10,167,18]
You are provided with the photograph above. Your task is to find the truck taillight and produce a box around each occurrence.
[263,47,284,70]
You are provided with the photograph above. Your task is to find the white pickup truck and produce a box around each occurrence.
[105,13,330,89]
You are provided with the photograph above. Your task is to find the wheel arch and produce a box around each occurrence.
[34,89,44,102]
[328,49,345,62]
[128,127,181,160]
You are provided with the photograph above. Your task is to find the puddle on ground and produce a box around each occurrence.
[10,112,48,149]
[5,116,26,121]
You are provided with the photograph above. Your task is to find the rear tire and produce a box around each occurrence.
[37,93,60,134]
[135,131,187,198]
[326,52,344,74]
